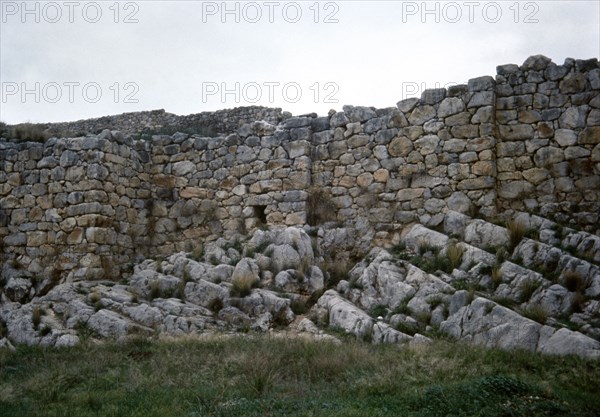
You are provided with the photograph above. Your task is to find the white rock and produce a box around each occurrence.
[372,322,412,344]
[538,328,600,359]
[464,220,509,249]
[185,280,228,308]
[316,290,374,339]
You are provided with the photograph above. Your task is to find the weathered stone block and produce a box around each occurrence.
[438,97,465,118]
[499,124,534,141]
[343,105,377,123]
[522,168,549,185]
[468,76,495,91]
[443,139,466,153]
[545,64,569,81]
[445,111,471,126]
[560,106,588,129]
[4,232,27,246]
[560,73,587,94]
[408,105,436,125]
[458,152,478,163]
[396,97,419,113]
[328,141,347,159]
[388,136,413,157]
[283,117,311,128]
[496,110,517,124]
[534,146,565,167]
[522,54,552,70]
[414,135,440,155]
[422,88,446,105]
[579,126,600,144]
[373,169,389,183]
[330,112,349,128]
[457,177,494,190]
[565,146,591,160]
[356,173,374,188]
[397,188,424,201]
[472,161,495,176]
[285,140,310,159]
[348,134,370,149]
[498,181,534,199]
[467,91,494,108]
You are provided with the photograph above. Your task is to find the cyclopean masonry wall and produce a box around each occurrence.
[41,106,285,137]
[1,55,599,283]
[494,55,600,225]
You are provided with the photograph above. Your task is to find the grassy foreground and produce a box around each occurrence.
[0,334,599,417]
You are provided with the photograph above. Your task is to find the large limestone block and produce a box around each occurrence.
[316,290,374,339]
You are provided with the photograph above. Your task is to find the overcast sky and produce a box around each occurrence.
[1,0,599,124]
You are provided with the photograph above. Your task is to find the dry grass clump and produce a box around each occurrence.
[320,258,353,288]
[31,307,43,330]
[491,266,503,288]
[149,280,161,301]
[506,219,527,252]
[563,270,587,293]
[306,186,337,226]
[446,242,464,270]
[230,274,259,298]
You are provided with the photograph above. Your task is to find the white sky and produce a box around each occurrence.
[1,0,599,124]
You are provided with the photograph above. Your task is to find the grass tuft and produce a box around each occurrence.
[149,280,161,301]
[506,219,527,252]
[563,270,587,293]
[31,307,43,330]
[446,242,464,270]
[369,304,388,318]
[230,274,259,298]
[208,297,224,313]
[491,266,503,288]
[519,280,541,303]
[522,305,548,324]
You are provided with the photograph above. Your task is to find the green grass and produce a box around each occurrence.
[522,305,549,325]
[413,254,453,274]
[369,304,388,318]
[0,336,599,417]
[519,280,542,303]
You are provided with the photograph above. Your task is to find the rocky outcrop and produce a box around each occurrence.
[0,216,598,359]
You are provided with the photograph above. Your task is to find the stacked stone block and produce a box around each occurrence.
[495,55,600,226]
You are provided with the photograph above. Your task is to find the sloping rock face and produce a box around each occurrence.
[441,298,599,358]
[0,214,599,360]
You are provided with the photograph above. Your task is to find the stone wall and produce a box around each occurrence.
[494,55,600,225]
[0,132,151,282]
[1,55,599,282]
[37,106,285,137]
